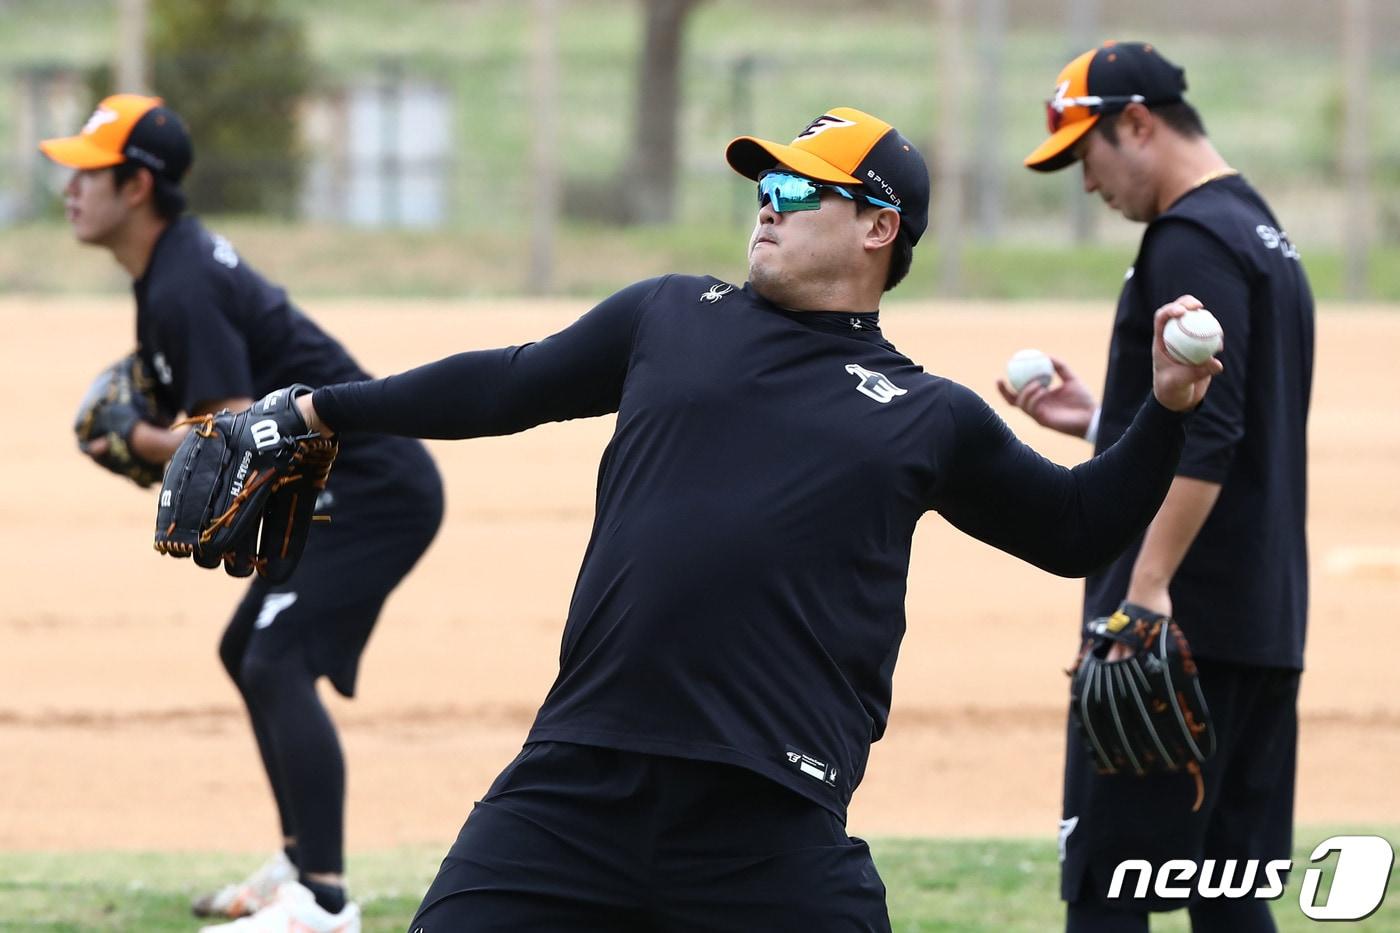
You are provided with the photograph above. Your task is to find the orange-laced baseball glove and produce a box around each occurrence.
[153,384,337,583]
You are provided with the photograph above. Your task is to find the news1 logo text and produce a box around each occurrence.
[1109,835,1394,921]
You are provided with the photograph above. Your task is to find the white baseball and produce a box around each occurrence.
[1006,349,1055,392]
[1163,309,1223,365]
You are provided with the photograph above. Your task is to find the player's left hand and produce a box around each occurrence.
[1150,295,1223,412]
[996,356,1098,438]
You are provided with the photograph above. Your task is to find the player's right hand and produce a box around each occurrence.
[997,356,1097,438]
[1150,296,1223,412]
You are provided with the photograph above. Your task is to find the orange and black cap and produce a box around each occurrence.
[726,107,930,245]
[40,94,192,183]
[1024,41,1186,173]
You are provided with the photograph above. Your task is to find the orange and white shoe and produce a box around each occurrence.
[191,852,296,919]
[198,881,360,933]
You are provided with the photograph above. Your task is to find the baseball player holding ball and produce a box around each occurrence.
[191,106,1223,930]
[44,95,443,932]
[1006,42,1315,931]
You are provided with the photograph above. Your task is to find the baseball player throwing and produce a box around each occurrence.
[265,106,1224,930]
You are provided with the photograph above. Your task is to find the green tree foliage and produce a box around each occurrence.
[150,0,312,215]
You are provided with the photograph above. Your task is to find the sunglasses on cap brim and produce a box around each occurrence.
[757,171,901,215]
[1043,93,1149,133]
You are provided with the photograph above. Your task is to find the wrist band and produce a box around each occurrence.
[1084,406,1101,445]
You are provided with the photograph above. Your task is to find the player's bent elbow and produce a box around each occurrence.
[1026,538,1117,579]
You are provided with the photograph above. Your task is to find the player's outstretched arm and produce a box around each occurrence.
[933,297,1221,576]
[934,392,1186,577]
[305,277,662,440]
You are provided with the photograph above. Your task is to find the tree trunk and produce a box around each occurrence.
[623,0,701,224]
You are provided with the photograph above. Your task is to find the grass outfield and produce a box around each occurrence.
[2,833,1397,931]
[5,220,1400,302]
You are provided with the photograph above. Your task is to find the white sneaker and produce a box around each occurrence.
[192,852,297,919]
[198,881,361,933]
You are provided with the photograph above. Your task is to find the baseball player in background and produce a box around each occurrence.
[1008,42,1315,932]
[42,94,444,933]
[283,106,1222,930]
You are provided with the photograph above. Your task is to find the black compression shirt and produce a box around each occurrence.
[135,215,370,417]
[315,273,1188,818]
[1086,175,1314,669]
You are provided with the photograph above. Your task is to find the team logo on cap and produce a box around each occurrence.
[797,114,856,140]
[82,107,120,136]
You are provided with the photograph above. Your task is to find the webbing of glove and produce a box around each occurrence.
[1068,602,1216,812]
[255,433,338,584]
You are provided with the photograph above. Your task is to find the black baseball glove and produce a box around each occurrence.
[153,385,338,583]
[1069,602,1217,810]
[74,352,170,488]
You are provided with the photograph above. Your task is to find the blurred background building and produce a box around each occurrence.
[2,0,1396,299]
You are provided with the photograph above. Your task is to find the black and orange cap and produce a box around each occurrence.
[1024,41,1187,173]
[726,107,930,245]
[40,94,192,183]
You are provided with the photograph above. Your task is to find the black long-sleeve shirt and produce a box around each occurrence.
[1087,175,1313,669]
[315,274,1186,818]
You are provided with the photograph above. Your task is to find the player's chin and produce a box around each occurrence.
[747,259,778,293]
[1120,203,1153,224]
[71,220,104,243]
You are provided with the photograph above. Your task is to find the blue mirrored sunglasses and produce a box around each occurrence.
[757,171,901,214]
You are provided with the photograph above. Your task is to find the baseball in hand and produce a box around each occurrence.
[1006,349,1055,392]
[1163,309,1223,365]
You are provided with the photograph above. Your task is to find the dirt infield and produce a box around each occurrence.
[2,296,1396,854]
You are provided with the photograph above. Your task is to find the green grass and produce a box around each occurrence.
[2,831,1398,931]
[5,219,1400,303]
[0,849,434,932]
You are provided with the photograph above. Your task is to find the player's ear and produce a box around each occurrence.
[118,166,156,210]
[863,207,901,253]
[1119,102,1155,145]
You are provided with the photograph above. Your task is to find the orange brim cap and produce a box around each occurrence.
[726,107,931,244]
[39,94,165,170]
[1024,46,1099,173]
[1023,114,1099,172]
[1025,42,1188,172]
[726,107,894,186]
[725,137,863,186]
[38,134,127,170]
